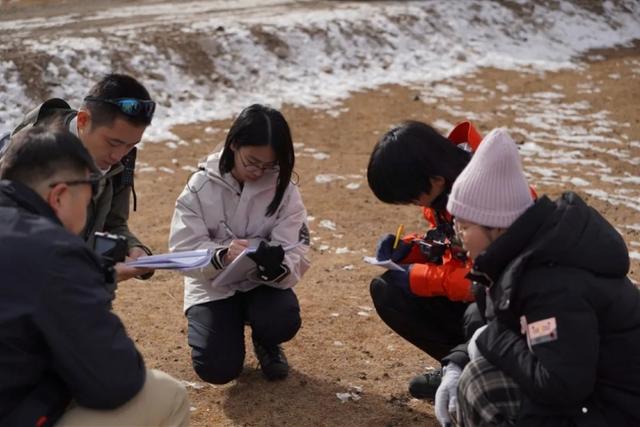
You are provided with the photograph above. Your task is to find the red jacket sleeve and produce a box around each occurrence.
[408,252,474,302]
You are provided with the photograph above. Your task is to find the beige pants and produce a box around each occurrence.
[56,369,189,426]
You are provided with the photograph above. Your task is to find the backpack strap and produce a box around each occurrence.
[0,131,10,157]
[112,148,138,211]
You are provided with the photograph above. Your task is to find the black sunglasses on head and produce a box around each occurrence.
[49,173,103,197]
[84,96,156,121]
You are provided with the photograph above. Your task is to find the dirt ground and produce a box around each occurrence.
[97,43,640,426]
[1,1,638,425]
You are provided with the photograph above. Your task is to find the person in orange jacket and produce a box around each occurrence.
[367,120,484,399]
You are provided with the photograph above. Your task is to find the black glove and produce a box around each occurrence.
[375,234,413,262]
[247,241,287,282]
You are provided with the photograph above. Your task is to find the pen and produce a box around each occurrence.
[393,224,404,249]
[283,240,306,251]
[220,220,237,239]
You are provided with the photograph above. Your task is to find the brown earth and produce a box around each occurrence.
[106,43,640,426]
[2,2,638,425]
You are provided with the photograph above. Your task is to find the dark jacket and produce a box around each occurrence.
[472,192,640,426]
[0,180,146,426]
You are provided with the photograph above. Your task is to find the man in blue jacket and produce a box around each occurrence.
[0,127,189,426]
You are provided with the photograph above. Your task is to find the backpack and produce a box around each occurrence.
[12,98,76,136]
[1,98,74,158]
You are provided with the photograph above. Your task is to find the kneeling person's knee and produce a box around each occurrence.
[143,369,190,423]
[192,357,244,385]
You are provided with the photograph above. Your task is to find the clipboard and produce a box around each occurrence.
[211,241,304,287]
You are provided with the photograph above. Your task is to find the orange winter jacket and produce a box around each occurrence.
[394,121,482,302]
[397,122,537,302]
[399,208,474,301]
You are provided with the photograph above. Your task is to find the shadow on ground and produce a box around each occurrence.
[222,367,437,427]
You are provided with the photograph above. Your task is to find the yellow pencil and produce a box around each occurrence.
[393,224,404,249]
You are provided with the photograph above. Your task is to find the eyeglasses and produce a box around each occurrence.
[453,218,495,237]
[237,150,279,173]
[84,96,156,121]
[49,174,103,197]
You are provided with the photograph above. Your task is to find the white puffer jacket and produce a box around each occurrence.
[169,151,311,312]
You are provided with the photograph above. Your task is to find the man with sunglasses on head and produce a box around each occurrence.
[5,73,157,284]
[0,127,189,426]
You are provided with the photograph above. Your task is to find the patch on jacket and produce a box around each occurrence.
[299,223,310,245]
[524,317,558,349]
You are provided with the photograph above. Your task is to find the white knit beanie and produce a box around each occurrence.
[447,128,533,228]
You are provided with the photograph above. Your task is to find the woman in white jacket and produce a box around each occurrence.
[169,105,311,384]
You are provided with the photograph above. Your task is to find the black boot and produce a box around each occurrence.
[408,369,442,399]
[253,338,289,381]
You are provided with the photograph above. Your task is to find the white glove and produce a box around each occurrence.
[467,324,488,361]
[435,362,462,426]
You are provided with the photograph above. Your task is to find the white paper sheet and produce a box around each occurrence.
[125,249,213,271]
[362,256,405,272]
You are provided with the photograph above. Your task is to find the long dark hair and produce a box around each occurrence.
[367,121,471,208]
[219,104,295,216]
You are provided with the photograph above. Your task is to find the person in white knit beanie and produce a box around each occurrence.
[446,128,533,260]
[434,128,534,426]
[433,128,640,427]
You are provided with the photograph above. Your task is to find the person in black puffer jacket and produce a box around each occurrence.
[438,128,640,427]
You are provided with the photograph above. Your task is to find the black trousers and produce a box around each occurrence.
[186,286,301,384]
[370,273,475,362]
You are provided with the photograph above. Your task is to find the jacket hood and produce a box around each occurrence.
[199,151,223,179]
[470,192,629,315]
[473,192,629,291]
[534,192,629,278]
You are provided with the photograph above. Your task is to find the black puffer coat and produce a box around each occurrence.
[473,192,640,426]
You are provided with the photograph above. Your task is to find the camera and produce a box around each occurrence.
[417,235,448,264]
[417,223,467,264]
[94,232,128,265]
[93,232,128,302]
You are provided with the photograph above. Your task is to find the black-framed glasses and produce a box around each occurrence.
[84,96,156,121]
[49,174,103,197]
[237,150,279,173]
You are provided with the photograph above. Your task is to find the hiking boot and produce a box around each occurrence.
[408,369,442,399]
[253,338,289,381]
